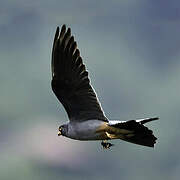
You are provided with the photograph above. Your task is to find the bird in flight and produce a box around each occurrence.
[51,24,158,149]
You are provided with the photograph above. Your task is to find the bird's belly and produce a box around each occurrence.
[73,132,107,141]
[68,120,108,141]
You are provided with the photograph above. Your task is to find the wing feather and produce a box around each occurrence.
[51,25,108,122]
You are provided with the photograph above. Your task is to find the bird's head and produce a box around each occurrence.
[58,124,68,136]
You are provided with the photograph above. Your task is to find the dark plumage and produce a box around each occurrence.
[51,25,159,149]
[51,25,108,122]
[111,117,158,147]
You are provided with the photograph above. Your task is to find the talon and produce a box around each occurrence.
[101,141,114,149]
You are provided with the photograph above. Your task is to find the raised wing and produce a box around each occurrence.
[51,25,108,122]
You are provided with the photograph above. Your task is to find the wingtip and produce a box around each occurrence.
[67,27,71,35]
[61,24,66,32]
[56,26,59,32]
[55,26,60,39]
[62,24,66,29]
[59,24,67,38]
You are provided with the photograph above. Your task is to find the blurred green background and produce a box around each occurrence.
[1,0,180,179]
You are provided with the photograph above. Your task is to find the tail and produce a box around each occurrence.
[136,117,159,125]
[109,117,159,148]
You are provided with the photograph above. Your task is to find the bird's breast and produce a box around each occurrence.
[67,120,108,140]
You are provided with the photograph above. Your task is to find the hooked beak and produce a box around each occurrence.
[58,127,62,136]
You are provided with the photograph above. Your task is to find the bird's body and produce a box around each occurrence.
[64,120,106,140]
[59,117,158,147]
[51,24,159,149]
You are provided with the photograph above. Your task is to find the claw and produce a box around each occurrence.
[101,141,114,149]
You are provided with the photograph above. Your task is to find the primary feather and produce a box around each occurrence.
[51,25,108,122]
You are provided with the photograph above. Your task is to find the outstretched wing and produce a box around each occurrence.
[51,25,108,122]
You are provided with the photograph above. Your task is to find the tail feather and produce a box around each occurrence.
[109,117,159,147]
[136,117,159,124]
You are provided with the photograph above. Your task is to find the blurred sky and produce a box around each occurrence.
[1,0,180,180]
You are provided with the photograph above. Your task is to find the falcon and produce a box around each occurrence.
[51,24,158,149]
